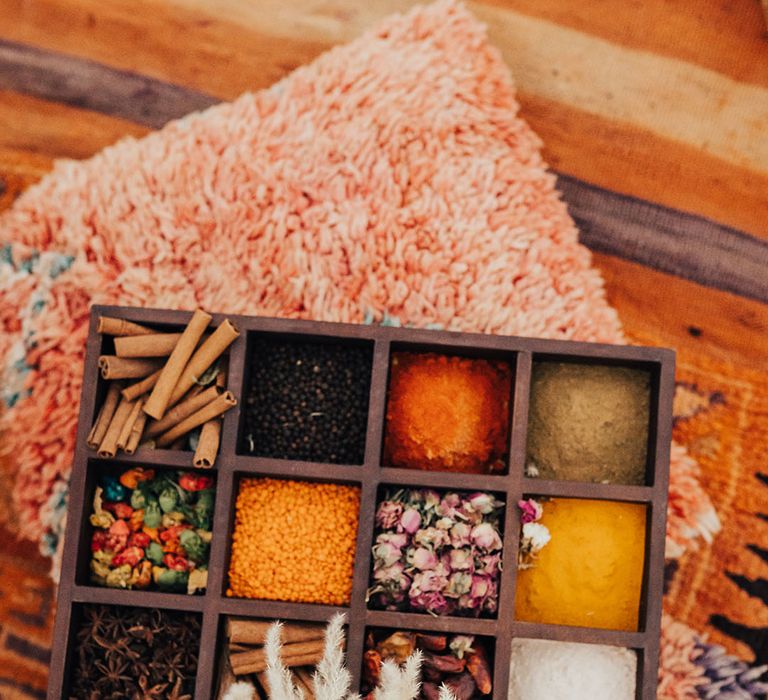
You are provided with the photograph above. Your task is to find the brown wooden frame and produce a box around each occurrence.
[48,305,674,700]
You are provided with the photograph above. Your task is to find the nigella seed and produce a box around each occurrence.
[241,337,372,464]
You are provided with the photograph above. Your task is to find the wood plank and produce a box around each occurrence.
[559,175,768,303]
[0,0,331,98]
[0,147,51,213]
[2,0,767,175]
[0,90,150,160]
[482,0,768,88]
[473,4,768,173]
[0,39,217,129]
[592,252,768,367]
[521,93,768,240]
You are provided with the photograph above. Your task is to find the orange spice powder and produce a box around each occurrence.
[384,353,512,473]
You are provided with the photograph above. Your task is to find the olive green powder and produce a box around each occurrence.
[526,362,651,485]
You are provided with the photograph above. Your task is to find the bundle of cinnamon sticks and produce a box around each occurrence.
[219,619,328,699]
[87,311,239,467]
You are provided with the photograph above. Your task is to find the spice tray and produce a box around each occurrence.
[49,305,674,700]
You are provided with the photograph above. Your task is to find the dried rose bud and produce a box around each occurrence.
[470,522,502,551]
[518,498,543,524]
[407,547,438,570]
[398,508,421,534]
[375,501,403,529]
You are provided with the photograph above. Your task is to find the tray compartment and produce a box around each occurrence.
[225,473,361,606]
[361,625,497,699]
[382,343,517,476]
[237,331,374,465]
[74,458,217,595]
[514,495,649,632]
[525,354,662,487]
[63,601,203,699]
[87,314,238,460]
[367,483,507,620]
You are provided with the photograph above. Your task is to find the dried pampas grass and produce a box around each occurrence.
[225,614,458,700]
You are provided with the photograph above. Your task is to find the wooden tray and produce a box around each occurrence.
[48,305,674,699]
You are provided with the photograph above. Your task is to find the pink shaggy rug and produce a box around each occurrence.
[1,0,714,594]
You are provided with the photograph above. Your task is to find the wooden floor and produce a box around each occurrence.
[1,0,767,695]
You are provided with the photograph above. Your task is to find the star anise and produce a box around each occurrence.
[149,649,189,683]
[94,654,132,689]
[132,674,169,700]
[166,677,193,700]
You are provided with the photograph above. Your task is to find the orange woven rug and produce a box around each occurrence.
[1,1,767,698]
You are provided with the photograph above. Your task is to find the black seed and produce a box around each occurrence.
[241,336,372,464]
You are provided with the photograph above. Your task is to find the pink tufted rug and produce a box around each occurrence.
[0,1,724,693]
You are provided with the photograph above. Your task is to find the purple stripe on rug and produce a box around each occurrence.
[0,38,217,129]
[557,174,768,304]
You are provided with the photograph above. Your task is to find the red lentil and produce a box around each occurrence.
[227,478,360,605]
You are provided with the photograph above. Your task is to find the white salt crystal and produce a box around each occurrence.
[509,638,637,700]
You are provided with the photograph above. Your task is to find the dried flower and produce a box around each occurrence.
[524,461,540,478]
[478,552,502,576]
[376,501,404,529]
[449,522,471,547]
[409,589,452,615]
[407,547,438,570]
[399,508,422,534]
[522,522,550,551]
[411,569,449,594]
[436,493,461,518]
[445,571,473,598]
[414,527,450,550]
[448,548,474,571]
[470,522,502,551]
[518,498,543,524]
[423,490,441,511]
[449,635,475,659]
[466,492,497,514]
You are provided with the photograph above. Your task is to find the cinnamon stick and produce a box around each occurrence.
[294,668,316,699]
[143,308,212,420]
[167,319,239,408]
[97,316,153,336]
[155,391,236,447]
[230,641,325,676]
[87,382,122,448]
[122,369,162,402]
[231,652,323,676]
[124,400,148,455]
[144,385,220,439]
[228,619,325,646]
[193,417,221,468]
[99,356,163,380]
[256,672,270,695]
[114,333,183,358]
[97,397,136,458]
[117,397,145,450]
